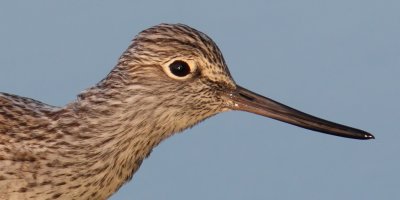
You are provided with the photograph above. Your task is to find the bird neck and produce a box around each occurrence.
[57,81,186,198]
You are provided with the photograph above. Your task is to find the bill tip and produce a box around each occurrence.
[365,133,375,139]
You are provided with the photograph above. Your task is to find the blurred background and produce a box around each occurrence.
[0,1,399,199]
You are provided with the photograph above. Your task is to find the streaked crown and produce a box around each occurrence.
[119,23,236,88]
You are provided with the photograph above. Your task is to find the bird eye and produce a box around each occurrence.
[169,60,191,77]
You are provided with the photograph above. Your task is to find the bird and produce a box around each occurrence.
[0,23,374,200]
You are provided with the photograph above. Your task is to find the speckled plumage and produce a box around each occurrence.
[0,24,234,199]
[0,23,373,200]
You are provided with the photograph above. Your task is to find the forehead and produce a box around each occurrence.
[130,23,235,86]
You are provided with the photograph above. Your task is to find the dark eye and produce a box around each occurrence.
[169,60,191,77]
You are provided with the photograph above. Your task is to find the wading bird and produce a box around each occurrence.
[0,24,374,199]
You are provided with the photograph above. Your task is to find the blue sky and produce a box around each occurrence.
[0,1,399,199]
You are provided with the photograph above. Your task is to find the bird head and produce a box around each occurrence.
[100,23,373,140]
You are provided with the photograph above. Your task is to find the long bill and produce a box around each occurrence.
[223,85,374,140]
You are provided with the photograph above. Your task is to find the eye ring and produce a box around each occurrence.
[169,60,191,77]
[162,59,196,80]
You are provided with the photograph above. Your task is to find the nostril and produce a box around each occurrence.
[238,92,255,101]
